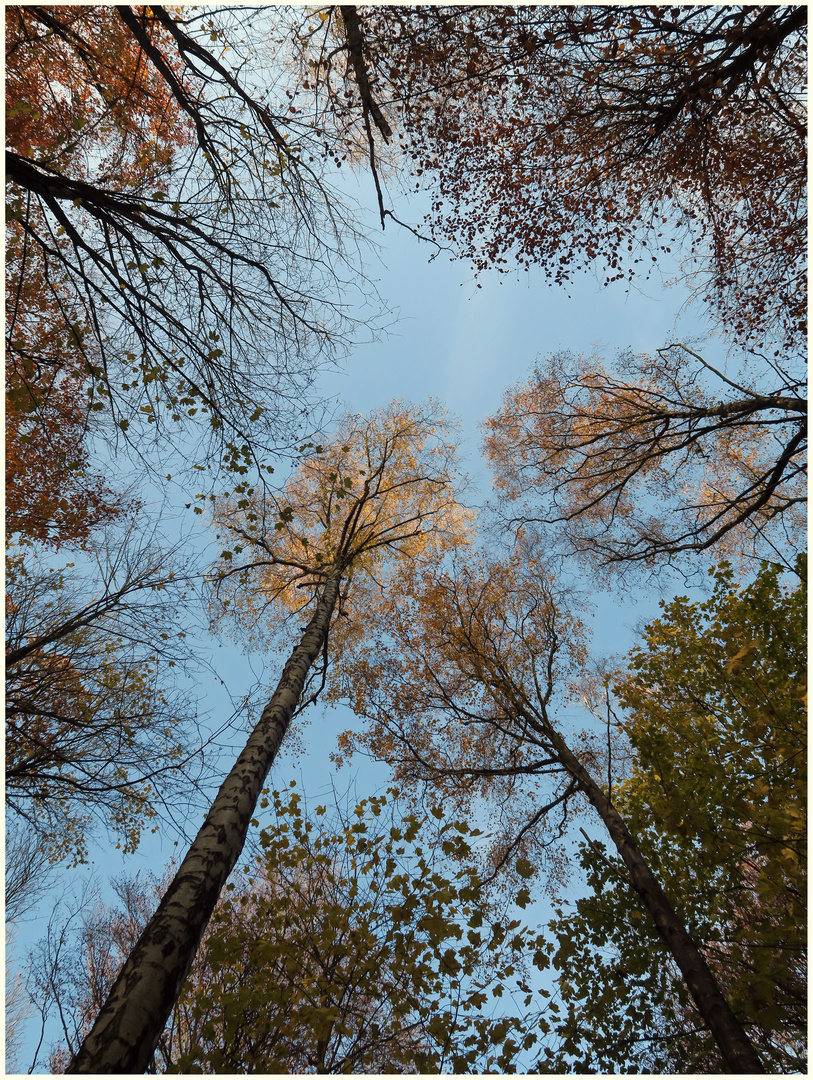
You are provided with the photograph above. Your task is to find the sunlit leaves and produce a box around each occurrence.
[210,400,471,655]
[484,347,807,572]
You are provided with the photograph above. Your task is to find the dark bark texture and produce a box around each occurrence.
[547,728,765,1074]
[67,567,342,1073]
[340,6,392,139]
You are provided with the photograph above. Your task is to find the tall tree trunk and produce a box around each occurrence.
[67,567,343,1074]
[545,727,765,1074]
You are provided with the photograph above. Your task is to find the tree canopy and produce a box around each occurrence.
[324,4,807,351]
[548,555,806,1071]
[484,343,806,572]
[6,5,379,474]
[8,5,807,1074]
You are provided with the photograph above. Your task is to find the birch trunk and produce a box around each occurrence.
[67,566,342,1074]
[545,726,765,1074]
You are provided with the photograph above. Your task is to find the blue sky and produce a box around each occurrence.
[223,174,716,800]
[323,179,705,432]
[10,166,722,1071]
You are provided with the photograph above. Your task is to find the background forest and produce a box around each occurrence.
[5,5,806,1074]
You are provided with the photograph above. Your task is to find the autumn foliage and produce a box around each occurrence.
[6,233,124,551]
[5,540,200,865]
[6,6,186,184]
[6,4,381,475]
[331,545,587,880]
[41,788,557,1073]
[484,344,807,571]
[212,401,471,655]
[6,5,188,543]
[6,5,190,385]
[329,5,806,350]
[7,7,806,1075]
[6,369,125,549]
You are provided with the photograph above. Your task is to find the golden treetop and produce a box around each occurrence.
[210,400,472,652]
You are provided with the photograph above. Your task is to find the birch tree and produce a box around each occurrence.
[67,402,469,1073]
[333,542,767,1072]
